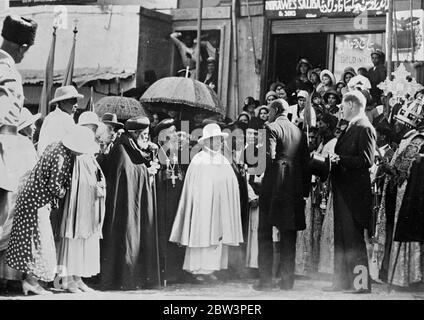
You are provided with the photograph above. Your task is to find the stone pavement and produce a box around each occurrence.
[0,276,422,300]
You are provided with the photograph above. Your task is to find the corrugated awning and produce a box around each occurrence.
[20,67,135,88]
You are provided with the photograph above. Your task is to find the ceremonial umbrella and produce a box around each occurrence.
[94,96,146,121]
[140,76,225,116]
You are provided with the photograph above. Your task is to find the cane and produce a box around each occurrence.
[388,242,402,292]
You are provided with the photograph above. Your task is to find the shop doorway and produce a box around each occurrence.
[268,33,328,91]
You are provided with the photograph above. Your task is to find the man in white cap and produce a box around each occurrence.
[37,85,83,156]
[169,123,243,282]
[0,15,38,291]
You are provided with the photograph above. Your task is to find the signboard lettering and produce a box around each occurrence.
[333,33,384,81]
[265,0,388,19]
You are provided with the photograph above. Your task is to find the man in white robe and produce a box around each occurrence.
[169,123,243,281]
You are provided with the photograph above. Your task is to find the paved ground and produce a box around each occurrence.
[1,276,423,300]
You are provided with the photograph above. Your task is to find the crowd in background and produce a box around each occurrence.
[2,14,424,297]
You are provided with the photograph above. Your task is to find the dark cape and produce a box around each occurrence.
[100,133,160,290]
[156,145,188,283]
[394,142,424,242]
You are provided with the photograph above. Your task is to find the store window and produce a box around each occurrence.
[333,33,385,81]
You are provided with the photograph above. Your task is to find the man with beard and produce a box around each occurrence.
[100,116,161,290]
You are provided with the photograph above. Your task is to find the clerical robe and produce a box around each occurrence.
[169,147,243,274]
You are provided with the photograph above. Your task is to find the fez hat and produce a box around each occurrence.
[102,113,124,129]
[154,118,176,137]
[62,125,98,155]
[125,115,150,131]
[18,108,41,132]
[2,15,38,46]
[198,123,228,143]
[78,111,101,128]
[309,153,331,182]
[49,86,84,105]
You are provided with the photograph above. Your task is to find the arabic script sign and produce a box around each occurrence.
[265,0,388,19]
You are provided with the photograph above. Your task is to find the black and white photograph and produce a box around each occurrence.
[1,0,424,312]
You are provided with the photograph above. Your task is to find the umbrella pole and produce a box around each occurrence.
[196,0,203,81]
[179,105,183,122]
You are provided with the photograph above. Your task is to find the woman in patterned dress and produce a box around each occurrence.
[5,126,97,295]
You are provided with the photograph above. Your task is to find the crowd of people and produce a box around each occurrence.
[1,15,424,297]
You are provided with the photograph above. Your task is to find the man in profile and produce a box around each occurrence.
[324,91,376,294]
[0,15,38,291]
[255,99,310,291]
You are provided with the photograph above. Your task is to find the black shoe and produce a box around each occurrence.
[343,288,371,294]
[252,281,277,291]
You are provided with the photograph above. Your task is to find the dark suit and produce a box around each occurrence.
[368,65,386,104]
[258,115,310,288]
[331,116,376,290]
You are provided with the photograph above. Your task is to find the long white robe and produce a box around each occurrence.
[169,148,243,274]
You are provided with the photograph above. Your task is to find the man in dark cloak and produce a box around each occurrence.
[100,116,161,290]
[153,118,191,285]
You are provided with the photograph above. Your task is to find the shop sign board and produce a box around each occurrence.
[333,33,384,82]
[392,9,424,62]
[264,0,388,19]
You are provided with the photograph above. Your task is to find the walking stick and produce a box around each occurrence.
[388,242,402,292]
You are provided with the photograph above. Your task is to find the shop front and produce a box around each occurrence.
[262,0,388,99]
